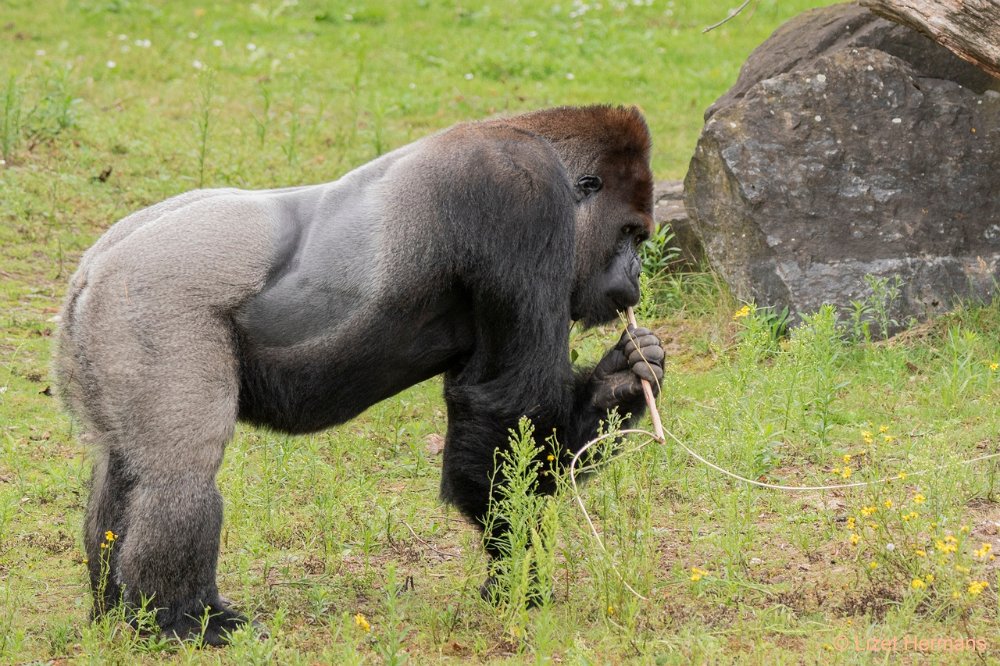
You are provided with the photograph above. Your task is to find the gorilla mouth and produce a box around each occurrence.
[572,301,626,329]
[570,282,635,328]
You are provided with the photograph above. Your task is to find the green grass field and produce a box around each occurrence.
[2,0,999,663]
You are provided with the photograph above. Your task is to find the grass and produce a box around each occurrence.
[1,0,998,662]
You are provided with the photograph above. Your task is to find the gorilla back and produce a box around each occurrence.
[56,105,664,644]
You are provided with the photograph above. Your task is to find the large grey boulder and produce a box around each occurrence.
[685,2,1000,331]
[653,180,702,267]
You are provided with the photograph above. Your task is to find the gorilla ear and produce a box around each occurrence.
[575,174,603,199]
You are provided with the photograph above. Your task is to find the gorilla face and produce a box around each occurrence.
[570,230,645,327]
[570,165,654,328]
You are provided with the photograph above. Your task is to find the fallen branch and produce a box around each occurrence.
[702,0,754,33]
[625,306,665,442]
[860,0,1000,78]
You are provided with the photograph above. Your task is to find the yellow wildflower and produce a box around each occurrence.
[924,574,934,583]
[883,499,893,509]
[868,561,878,570]
[914,549,926,557]
[897,472,907,480]
[841,467,852,479]
[974,543,993,559]
[878,425,889,433]
[968,581,989,597]
[883,435,895,443]
[354,613,371,632]
[607,605,615,615]
[990,362,998,371]
[862,431,874,445]
[955,565,970,574]
[861,506,877,517]
[690,566,708,582]
[911,579,926,590]
[843,454,852,464]
[935,540,958,554]
[960,525,970,534]
[733,305,752,320]
[912,494,925,504]
[546,454,555,462]
[847,517,856,530]
[104,530,117,542]
[850,534,860,545]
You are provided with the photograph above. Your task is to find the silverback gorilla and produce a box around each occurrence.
[56,105,664,644]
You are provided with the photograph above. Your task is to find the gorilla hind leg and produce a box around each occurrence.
[82,416,246,644]
[85,447,133,617]
[76,309,249,644]
[119,470,244,645]
[110,371,246,645]
[84,448,243,644]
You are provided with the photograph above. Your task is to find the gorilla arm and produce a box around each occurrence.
[434,128,663,548]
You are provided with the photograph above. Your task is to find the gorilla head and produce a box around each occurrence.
[56,104,664,644]
[503,106,655,327]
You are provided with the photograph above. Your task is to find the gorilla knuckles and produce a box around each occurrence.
[56,105,662,641]
[590,326,664,410]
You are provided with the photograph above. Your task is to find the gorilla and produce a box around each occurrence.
[56,104,664,644]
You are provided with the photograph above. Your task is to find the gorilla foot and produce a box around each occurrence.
[158,601,253,646]
[479,574,499,604]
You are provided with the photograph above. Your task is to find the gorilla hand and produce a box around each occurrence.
[590,326,664,410]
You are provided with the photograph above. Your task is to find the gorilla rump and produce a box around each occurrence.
[56,105,665,644]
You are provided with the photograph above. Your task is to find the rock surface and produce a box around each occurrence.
[653,180,701,267]
[685,3,1000,332]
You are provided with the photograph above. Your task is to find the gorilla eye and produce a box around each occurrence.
[576,174,603,197]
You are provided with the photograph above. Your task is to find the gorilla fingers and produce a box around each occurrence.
[589,326,664,410]
[622,327,664,385]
